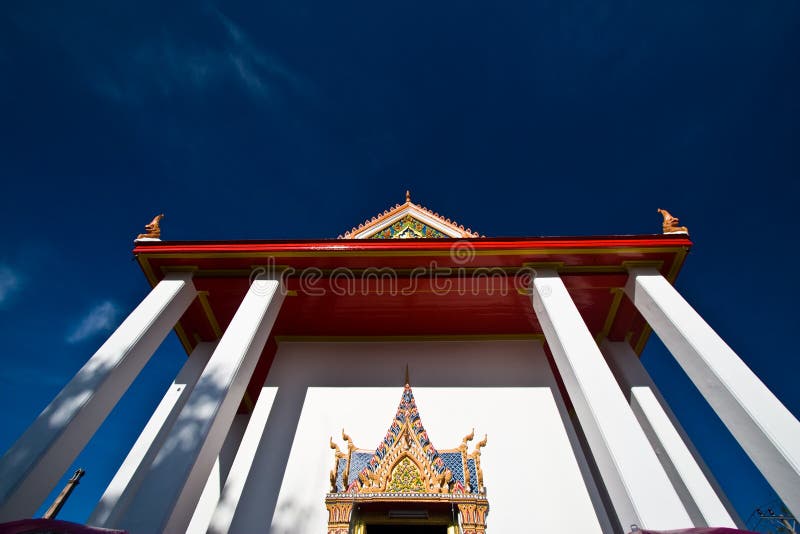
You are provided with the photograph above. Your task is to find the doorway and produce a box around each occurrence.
[365,525,448,534]
[354,502,456,533]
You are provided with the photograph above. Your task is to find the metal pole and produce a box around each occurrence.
[43,468,85,519]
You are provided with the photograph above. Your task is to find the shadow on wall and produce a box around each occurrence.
[270,497,316,534]
[220,384,308,533]
[219,340,565,532]
[265,340,550,388]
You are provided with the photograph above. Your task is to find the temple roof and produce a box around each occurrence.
[339,191,482,239]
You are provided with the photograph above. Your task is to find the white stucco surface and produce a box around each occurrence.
[602,340,737,528]
[118,277,285,533]
[218,340,605,533]
[533,269,692,530]
[91,342,215,527]
[188,413,249,533]
[626,267,800,518]
[0,272,197,521]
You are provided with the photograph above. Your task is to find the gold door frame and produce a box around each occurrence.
[326,495,488,534]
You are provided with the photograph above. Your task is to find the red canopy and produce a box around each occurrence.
[0,519,126,534]
[630,529,757,534]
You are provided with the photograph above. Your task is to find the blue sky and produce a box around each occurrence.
[1,1,798,528]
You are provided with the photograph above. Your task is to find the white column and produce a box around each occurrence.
[116,274,285,533]
[207,385,279,534]
[186,413,248,534]
[89,341,216,527]
[0,272,196,520]
[625,266,800,517]
[531,268,692,530]
[602,340,737,528]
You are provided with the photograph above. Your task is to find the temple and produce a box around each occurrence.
[1,193,799,533]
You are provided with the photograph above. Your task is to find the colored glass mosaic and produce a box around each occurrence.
[388,457,425,492]
[369,215,448,239]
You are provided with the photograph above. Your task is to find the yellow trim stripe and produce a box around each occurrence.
[595,288,624,344]
[173,322,193,354]
[197,291,223,339]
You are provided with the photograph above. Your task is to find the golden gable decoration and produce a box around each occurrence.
[339,191,483,239]
[325,378,489,534]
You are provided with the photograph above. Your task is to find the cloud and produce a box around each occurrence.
[91,10,309,105]
[0,266,21,304]
[67,301,119,344]
[215,10,308,99]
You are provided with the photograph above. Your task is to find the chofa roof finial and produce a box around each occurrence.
[405,190,411,203]
[657,208,689,235]
[136,213,164,241]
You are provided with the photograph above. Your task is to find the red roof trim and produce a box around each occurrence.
[134,234,692,255]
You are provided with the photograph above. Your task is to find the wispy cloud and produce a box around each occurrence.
[0,266,21,305]
[92,10,309,105]
[67,301,119,344]
[215,10,307,99]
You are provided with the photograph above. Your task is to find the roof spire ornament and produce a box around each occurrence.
[404,364,410,386]
[405,190,411,203]
[657,208,689,235]
[136,213,164,241]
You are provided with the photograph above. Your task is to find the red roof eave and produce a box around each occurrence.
[133,234,692,255]
[130,233,693,371]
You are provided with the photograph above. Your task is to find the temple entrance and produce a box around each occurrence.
[326,379,489,534]
[365,525,447,533]
[353,501,456,534]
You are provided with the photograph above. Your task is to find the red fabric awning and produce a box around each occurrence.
[0,519,127,534]
[630,528,758,534]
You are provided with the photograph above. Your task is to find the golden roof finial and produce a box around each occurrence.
[460,428,475,450]
[329,437,345,458]
[404,364,410,386]
[476,434,488,451]
[342,429,355,452]
[657,208,689,235]
[136,213,164,240]
[405,190,411,203]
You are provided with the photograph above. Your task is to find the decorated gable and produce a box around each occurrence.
[328,382,487,496]
[339,191,482,239]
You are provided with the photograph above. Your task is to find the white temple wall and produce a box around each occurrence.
[188,413,248,533]
[218,339,608,533]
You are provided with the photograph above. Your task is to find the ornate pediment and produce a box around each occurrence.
[328,382,487,496]
[339,191,482,239]
[370,214,449,239]
[325,379,490,534]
